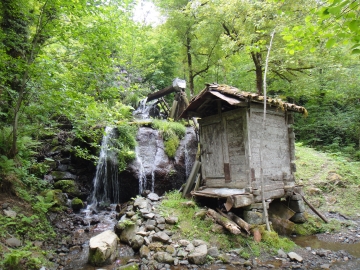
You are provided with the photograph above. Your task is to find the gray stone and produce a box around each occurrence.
[289,200,305,213]
[130,235,144,250]
[243,210,264,225]
[320,264,331,269]
[192,239,208,247]
[152,232,170,243]
[176,249,188,258]
[288,252,303,262]
[6,237,21,247]
[50,171,76,181]
[154,252,174,264]
[218,253,231,264]
[148,193,160,201]
[157,224,166,230]
[207,247,219,258]
[156,216,166,224]
[178,239,190,246]
[165,216,178,225]
[134,197,149,210]
[188,244,207,265]
[185,243,195,252]
[119,224,139,245]
[88,230,118,266]
[3,209,17,218]
[277,249,287,258]
[2,203,9,209]
[165,245,176,255]
[140,245,151,259]
[143,213,155,219]
[290,213,307,223]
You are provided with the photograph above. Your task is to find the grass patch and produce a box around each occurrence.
[293,213,342,236]
[295,143,360,217]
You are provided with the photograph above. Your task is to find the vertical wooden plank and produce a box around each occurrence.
[246,108,252,187]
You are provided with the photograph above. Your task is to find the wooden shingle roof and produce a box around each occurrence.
[181,83,307,118]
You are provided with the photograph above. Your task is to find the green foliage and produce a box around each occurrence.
[117,219,135,230]
[115,124,137,172]
[152,120,186,158]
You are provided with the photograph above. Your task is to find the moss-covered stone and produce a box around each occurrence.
[71,197,84,211]
[41,189,67,211]
[54,180,80,197]
[50,171,76,181]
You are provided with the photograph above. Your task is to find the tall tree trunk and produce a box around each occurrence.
[186,36,195,96]
[251,51,263,95]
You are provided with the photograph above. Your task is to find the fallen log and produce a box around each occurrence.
[207,208,242,235]
[227,212,251,235]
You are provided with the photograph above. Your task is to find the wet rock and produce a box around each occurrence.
[134,197,149,210]
[217,253,231,264]
[3,209,17,218]
[88,230,118,266]
[6,237,22,247]
[188,244,208,265]
[288,252,303,262]
[54,180,80,197]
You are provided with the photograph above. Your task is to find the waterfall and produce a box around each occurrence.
[135,146,147,195]
[90,126,120,205]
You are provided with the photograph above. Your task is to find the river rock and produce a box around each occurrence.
[188,244,208,265]
[140,245,151,259]
[88,230,118,266]
[118,223,139,245]
[134,197,149,210]
[288,251,303,262]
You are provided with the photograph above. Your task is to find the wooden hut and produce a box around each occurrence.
[181,84,307,211]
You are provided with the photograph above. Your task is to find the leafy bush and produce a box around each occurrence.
[152,120,186,158]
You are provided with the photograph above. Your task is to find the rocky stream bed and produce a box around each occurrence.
[3,192,358,270]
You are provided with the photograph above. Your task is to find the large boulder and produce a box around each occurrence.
[118,127,197,202]
[88,230,118,266]
[188,244,208,265]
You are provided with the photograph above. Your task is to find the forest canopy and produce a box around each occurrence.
[0,0,360,168]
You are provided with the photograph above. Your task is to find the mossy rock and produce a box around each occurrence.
[50,171,76,181]
[71,197,84,211]
[42,189,67,211]
[54,180,80,197]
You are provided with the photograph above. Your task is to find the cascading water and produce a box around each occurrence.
[135,145,147,195]
[90,126,120,205]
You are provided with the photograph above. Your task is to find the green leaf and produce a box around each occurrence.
[326,38,336,49]
[351,49,360,54]
[348,20,359,32]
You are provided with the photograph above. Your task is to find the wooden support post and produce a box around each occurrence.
[182,161,201,198]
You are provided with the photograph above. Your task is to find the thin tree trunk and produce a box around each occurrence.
[259,30,275,232]
[186,36,194,96]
